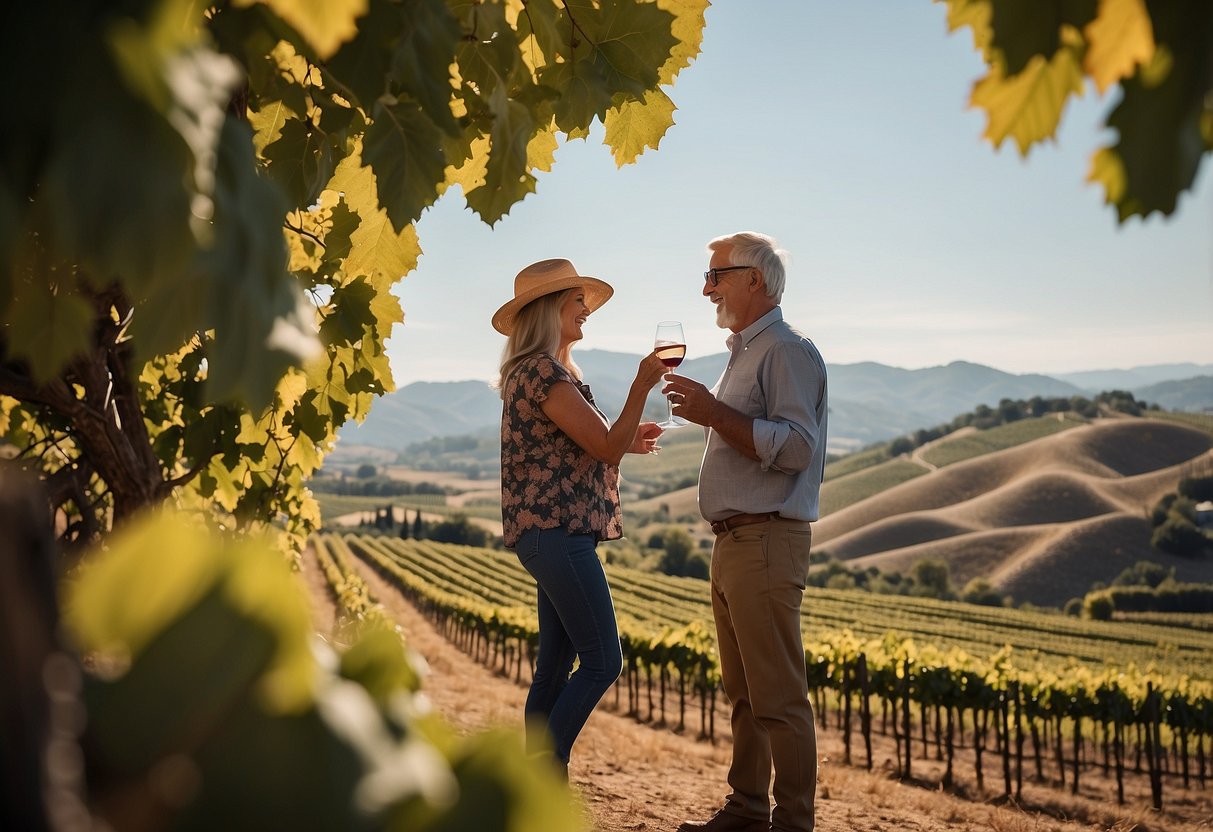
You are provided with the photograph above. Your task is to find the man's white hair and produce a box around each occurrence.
[708,231,789,303]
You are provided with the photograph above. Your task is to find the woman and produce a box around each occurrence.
[494,258,666,778]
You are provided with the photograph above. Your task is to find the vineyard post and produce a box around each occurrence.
[1145,683,1163,810]
[1054,714,1065,789]
[1000,689,1012,798]
[890,685,902,777]
[974,707,986,791]
[934,704,943,761]
[1115,718,1125,805]
[901,660,912,778]
[1071,713,1081,796]
[677,672,686,734]
[944,705,955,788]
[659,665,668,727]
[1134,722,1144,773]
[646,663,655,722]
[1012,682,1024,801]
[1198,731,1207,787]
[842,660,853,765]
[920,700,929,759]
[1100,719,1110,777]
[858,653,873,771]
[1179,724,1190,789]
[1030,712,1043,781]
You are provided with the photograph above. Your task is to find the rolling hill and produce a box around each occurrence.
[812,418,1213,607]
[336,354,1213,454]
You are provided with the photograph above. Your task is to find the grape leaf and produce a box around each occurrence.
[656,0,708,85]
[319,276,377,346]
[249,99,299,155]
[604,87,676,165]
[987,0,1097,75]
[970,43,1086,155]
[465,85,536,225]
[326,147,423,280]
[193,119,320,408]
[1083,0,1154,94]
[363,100,446,229]
[262,116,334,207]
[3,273,95,383]
[585,0,676,99]
[324,0,401,109]
[542,57,614,132]
[389,0,461,133]
[40,54,196,296]
[236,0,367,60]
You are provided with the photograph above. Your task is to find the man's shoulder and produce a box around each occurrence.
[767,320,825,361]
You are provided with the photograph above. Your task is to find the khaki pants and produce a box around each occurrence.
[710,518,817,832]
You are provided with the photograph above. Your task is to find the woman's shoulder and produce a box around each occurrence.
[506,353,575,398]
[516,352,571,379]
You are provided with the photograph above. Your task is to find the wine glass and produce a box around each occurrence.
[654,321,688,429]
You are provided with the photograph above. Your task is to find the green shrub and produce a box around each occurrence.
[1152,515,1209,557]
[961,578,1006,607]
[1084,592,1114,620]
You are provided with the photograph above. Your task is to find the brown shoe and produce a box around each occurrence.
[676,808,769,832]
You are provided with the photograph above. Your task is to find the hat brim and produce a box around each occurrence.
[492,276,614,335]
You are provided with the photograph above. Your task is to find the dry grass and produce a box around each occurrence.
[812,419,1213,606]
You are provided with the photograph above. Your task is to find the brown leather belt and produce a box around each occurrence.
[710,512,781,535]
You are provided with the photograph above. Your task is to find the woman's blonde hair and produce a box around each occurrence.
[496,288,581,397]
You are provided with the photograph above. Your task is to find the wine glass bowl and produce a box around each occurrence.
[654,321,688,429]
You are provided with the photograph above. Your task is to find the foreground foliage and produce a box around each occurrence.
[939,0,1213,221]
[0,0,706,551]
[2,499,582,831]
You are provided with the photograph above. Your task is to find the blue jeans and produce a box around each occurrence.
[514,527,623,765]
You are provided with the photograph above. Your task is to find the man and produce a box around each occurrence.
[663,231,827,832]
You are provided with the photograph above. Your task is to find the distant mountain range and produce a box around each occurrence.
[337,352,1213,454]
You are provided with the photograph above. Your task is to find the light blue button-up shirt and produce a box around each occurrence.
[698,307,828,523]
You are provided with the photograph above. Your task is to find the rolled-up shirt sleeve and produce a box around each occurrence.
[751,341,824,473]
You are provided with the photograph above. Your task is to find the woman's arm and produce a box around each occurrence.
[542,351,667,465]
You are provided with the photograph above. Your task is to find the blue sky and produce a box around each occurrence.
[386,1,1213,388]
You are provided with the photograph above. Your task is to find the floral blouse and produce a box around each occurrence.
[500,353,622,548]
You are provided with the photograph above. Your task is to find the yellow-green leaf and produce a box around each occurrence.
[248,99,298,155]
[1087,145,1130,216]
[604,87,676,166]
[444,135,491,196]
[527,122,559,173]
[939,0,994,59]
[66,510,316,713]
[970,46,1085,155]
[325,147,422,281]
[656,0,708,85]
[236,0,367,60]
[1083,0,1154,94]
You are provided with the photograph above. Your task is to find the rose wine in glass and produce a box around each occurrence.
[655,321,688,429]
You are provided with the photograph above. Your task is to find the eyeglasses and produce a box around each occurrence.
[703,265,752,286]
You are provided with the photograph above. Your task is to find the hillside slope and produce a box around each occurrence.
[812,418,1213,606]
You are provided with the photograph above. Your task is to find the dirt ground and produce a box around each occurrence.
[299,549,1213,832]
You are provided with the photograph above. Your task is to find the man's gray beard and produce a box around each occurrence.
[715,303,737,330]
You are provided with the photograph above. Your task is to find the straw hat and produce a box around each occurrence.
[491,258,614,335]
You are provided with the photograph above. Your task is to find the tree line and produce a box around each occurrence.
[885,391,1155,457]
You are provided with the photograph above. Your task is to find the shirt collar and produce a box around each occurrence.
[725,306,783,353]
